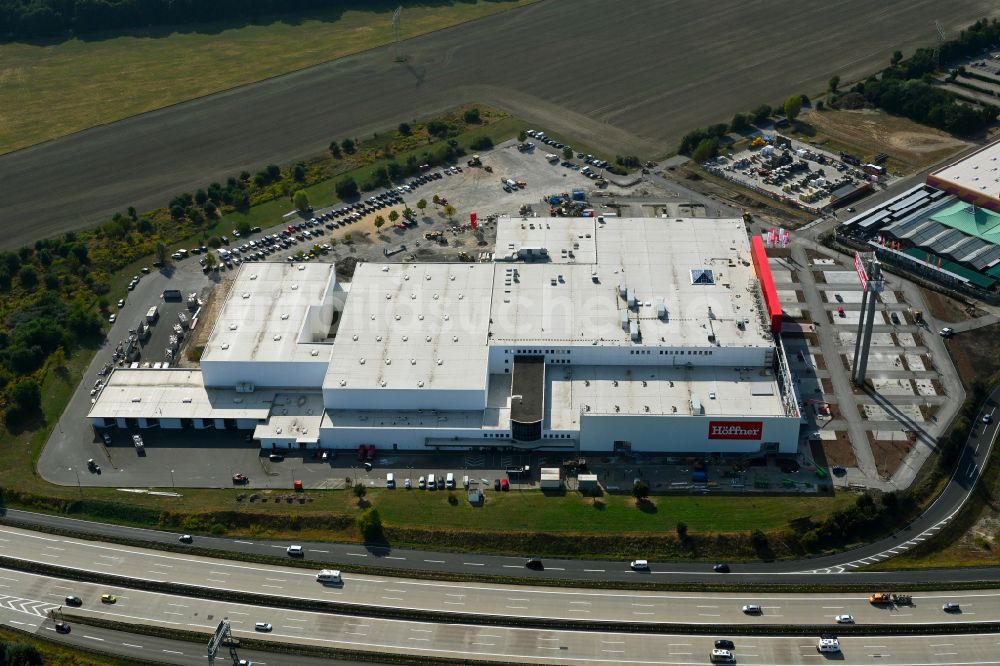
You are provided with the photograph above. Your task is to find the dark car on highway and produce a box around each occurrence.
[525,557,544,570]
[714,639,735,650]
[65,596,82,606]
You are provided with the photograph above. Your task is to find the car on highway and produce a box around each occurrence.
[710,649,735,663]
[178,534,193,543]
[817,637,841,653]
[713,563,730,573]
[630,559,649,571]
[942,602,961,612]
[713,639,734,650]
[525,557,544,570]
[983,414,992,424]
[287,545,304,557]
[54,621,70,633]
[65,596,82,606]
[254,622,272,632]
[100,594,117,604]
[835,614,854,624]
[237,660,254,666]
[741,604,761,614]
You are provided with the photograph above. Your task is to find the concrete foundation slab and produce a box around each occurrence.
[905,354,926,371]
[915,379,937,396]
[824,271,861,284]
[872,378,915,395]
[896,333,916,347]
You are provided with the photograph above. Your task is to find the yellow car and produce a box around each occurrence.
[100,594,117,604]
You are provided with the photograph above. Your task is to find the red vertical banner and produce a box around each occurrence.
[470,212,477,229]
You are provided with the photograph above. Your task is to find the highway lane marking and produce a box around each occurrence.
[7,621,25,626]
[410,629,432,633]
[546,567,565,571]
[632,603,654,607]
[463,562,485,566]
[346,553,368,557]
[265,578,286,582]
[281,625,303,630]
[822,606,844,609]
[864,645,887,648]
[409,637,429,641]
[343,631,367,636]
[601,649,625,654]
[584,569,605,573]
[381,597,403,601]
[930,644,954,647]
[472,642,495,646]
[51,585,72,590]
[83,635,105,641]
[228,611,249,616]
[444,601,464,605]
[208,571,230,576]
[385,556,406,560]
[423,559,445,563]
[502,565,521,569]
[161,649,183,655]
[569,601,591,605]
[507,598,529,602]
[383,589,406,593]
[310,549,329,554]
[505,606,527,610]
[261,585,283,590]
[284,617,306,622]
[163,611,184,616]
[602,641,625,644]
[43,546,64,551]
[168,603,188,608]
[935,653,958,657]
[633,611,654,615]
[206,579,227,584]
[149,562,172,568]
[121,643,143,649]
[698,613,721,617]
[445,593,464,597]
[479,634,501,638]
[233,541,254,545]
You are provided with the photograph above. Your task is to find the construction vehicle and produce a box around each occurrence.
[458,251,474,262]
[424,231,444,241]
[484,165,493,173]
[467,154,482,167]
[594,177,607,187]
[742,211,752,223]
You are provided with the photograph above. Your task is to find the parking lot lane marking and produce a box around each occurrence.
[121,643,143,649]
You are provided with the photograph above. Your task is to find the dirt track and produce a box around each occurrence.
[1,0,996,249]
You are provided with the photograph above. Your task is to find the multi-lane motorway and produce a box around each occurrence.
[3,562,1000,665]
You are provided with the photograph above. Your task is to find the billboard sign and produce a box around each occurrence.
[708,421,763,440]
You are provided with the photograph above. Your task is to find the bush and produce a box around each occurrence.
[469,136,493,151]
[293,190,311,214]
[335,176,359,200]
[357,507,383,542]
[691,137,719,163]
[463,108,481,123]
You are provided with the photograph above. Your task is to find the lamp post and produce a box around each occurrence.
[68,467,81,496]
[170,469,175,489]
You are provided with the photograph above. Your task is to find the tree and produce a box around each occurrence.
[729,113,749,132]
[155,241,168,265]
[341,138,356,154]
[11,379,41,413]
[329,141,342,158]
[676,521,688,540]
[443,204,456,220]
[374,215,385,230]
[204,252,217,269]
[398,122,411,136]
[783,94,803,122]
[463,107,481,123]
[402,207,414,219]
[292,163,306,182]
[432,194,440,205]
[357,507,383,542]
[828,75,840,92]
[470,136,494,150]
[562,146,573,160]
[749,104,772,124]
[891,50,903,65]
[17,266,37,289]
[517,130,527,142]
[427,120,448,137]
[195,189,208,205]
[293,189,311,213]
[417,198,428,212]
[632,480,650,502]
[335,176,359,200]
[353,482,367,500]
[388,210,400,223]
[48,347,67,372]
[691,137,718,163]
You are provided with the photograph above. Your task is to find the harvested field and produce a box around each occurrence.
[798,109,969,172]
[2,0,997,249]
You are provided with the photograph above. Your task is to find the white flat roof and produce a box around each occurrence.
[930,140,1000,199]
[546,364,786,431]
[323,262,494,392]
[87,369,273,420]
[491,217,768,347]
[202,261,337,365]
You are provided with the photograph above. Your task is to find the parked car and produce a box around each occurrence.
[500,478,509,491]
[232,473,248,484]
[940,327,954,337]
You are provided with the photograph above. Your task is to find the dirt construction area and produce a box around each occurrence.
[4,0,998,249]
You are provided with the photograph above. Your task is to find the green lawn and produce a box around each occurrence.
[372,488,854,534]
[0,0,537,153]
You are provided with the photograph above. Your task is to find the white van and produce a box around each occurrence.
[463,475,470,489]
[710,649,735,663]
[817,638,840,653]
[386,473,395,489]
[446,472,455,489]
[428,474,437,490]
[315,569,342,584]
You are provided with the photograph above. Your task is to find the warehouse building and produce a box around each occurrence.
[89,217,802,455]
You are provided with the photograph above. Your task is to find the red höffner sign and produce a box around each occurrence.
[708,421,763,440]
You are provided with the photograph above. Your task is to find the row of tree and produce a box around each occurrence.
[1,0,428,40]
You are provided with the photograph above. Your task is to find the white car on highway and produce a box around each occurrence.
[834,614,854,624]
[630,559,649,571]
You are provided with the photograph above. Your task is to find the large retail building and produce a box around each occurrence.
[89,216,802,454]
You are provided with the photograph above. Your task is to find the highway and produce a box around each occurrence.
[4,524,1000,628]
[4,565,1000,665]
